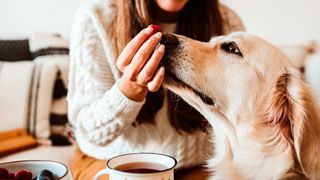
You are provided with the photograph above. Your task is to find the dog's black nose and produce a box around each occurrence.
[160,33,179,46]
[159,33,179,70]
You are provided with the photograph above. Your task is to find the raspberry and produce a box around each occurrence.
[151,25,161,33]
[15,170,32,180]
[0,168,9,179]
[8,172,15,178]
[146,24,161,40]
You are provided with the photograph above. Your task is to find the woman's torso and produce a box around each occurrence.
[70,0,244,169]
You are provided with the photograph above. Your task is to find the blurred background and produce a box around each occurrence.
[0,0,319,45]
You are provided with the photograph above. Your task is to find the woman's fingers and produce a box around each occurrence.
[136,44,165,85]
[147,67,165,92]
[126,32,162,79]
[116,26,154,72]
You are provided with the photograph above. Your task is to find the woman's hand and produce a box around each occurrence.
[116,26,165,101]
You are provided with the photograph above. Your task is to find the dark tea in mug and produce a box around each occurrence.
[115,162,167,174]
[94,153,177,180]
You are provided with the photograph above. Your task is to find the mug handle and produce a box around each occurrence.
[94,168,111,180]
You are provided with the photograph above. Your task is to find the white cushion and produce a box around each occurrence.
[0,61,59,142]
[29,33,69,53]
[0,61,34,131]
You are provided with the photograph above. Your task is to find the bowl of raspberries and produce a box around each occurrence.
[0,160,71,180]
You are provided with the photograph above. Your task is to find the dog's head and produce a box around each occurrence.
[161,32,320,179]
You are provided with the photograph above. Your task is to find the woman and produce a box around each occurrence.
[68,0,245,179]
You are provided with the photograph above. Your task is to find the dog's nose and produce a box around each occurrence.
[160,33,179,46]
[159,33,180,69]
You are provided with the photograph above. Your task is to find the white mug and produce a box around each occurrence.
[94,152,177,180]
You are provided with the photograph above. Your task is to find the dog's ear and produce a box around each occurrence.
[286,74,320,179]
[263,73,320,179]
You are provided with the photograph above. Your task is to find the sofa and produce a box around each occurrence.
[0,33,76,167]
[0,33,319,169]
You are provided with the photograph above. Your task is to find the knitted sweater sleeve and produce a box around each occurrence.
[67,9,145,146]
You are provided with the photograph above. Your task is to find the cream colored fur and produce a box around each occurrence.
[163,32,320,179]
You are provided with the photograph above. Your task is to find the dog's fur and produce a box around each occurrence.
[161,32,320,179]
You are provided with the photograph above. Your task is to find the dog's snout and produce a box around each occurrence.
[159,33,181,70]
[160,33,179,46]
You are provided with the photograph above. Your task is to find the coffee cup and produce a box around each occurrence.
[94,152,177,180]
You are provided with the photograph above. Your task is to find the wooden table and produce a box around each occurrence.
[175,166,210,180]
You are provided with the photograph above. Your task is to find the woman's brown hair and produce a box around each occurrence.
[112,0,224,133]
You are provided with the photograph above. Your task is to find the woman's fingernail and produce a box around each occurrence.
[155,32,162,38]
[160,66,165,72]
[145,26,153,35]
[158,44,165,52]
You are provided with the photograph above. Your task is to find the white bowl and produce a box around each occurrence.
[0,160,72,179]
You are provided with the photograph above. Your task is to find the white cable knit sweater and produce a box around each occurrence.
[68,0,245,169]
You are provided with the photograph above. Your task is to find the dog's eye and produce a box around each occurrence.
[221,41,243,57]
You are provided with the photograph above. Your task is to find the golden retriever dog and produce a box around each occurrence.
[160,32,320,179]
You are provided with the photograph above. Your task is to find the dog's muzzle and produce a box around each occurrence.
[159,33,180,68]
[159,33,181,83]
[159,33,215,106]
